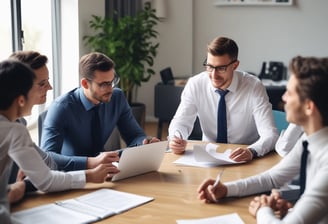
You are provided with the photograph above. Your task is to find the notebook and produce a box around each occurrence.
[111,141,168,181]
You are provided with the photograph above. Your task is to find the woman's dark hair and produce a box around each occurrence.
[0,59,36,110]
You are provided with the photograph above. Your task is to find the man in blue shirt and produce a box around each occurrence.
[41,52,159,170]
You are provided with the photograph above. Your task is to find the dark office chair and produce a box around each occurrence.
[266,86,286,111]
[154,81,203,140]
[154,83,183,139]
[38,110,48,145]
[188,117,202,140]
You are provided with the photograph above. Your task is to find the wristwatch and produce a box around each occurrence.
[249,148,258,159]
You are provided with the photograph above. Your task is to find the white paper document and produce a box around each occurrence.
[176,213,245,224]
[12,188,154,224]
[173,143,244,167]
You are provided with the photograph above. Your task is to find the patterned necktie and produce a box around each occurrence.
[300,140,309,196]
[91,105,102,155]
[216,89,229,143]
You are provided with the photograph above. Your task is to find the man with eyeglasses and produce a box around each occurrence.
[168,36,278,162]
[198,56,328,224]
[40,52,159,171]
[7,51,120,204]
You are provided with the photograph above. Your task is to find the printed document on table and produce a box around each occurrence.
[176,213,245,224]
[173,143,244,167]
[12,188,154,224]
[11,203,99,224]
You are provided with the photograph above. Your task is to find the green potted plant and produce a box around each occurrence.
[83,2,160,127]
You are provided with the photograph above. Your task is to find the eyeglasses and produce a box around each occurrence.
[36,80,51,89]
[87,75,120,91]
[203,58,237,74]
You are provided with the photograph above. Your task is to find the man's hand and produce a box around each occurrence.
[197,178,227,203]
[143,136,160,144]
[270,189,293,218]
[168,136,187,154]
[87,151,120,169]
[8,181,26,204]
[16,169,25,181]
[248,192,293,218]
[249,194,274,217]
[229,147,253,162]
[85,163,120,183]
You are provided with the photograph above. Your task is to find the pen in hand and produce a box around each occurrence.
[213,168,225,190]
[146,136,153,143]
[166,130,184,153]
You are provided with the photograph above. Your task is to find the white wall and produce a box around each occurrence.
[78,0,328,121]
[192,0,328,74]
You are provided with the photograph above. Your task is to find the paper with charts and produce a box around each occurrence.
[11,188,154,224]
[173,143,245,167]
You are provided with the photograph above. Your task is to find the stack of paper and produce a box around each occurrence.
[12,189,154,224]
[173,143,244,167]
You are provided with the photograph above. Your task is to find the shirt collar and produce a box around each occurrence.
[305,127,328,153]
[210,70,240,93]
[79,87,96,111]
[0,114,10,122]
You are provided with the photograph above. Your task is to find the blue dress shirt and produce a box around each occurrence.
[40,87,146,170]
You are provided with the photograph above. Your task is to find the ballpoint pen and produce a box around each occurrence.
[166,130,183,152]
[213,168,225,189]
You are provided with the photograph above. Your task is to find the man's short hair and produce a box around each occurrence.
[79,52,115,80]
[290,56,328,125]
[207,36,239,61]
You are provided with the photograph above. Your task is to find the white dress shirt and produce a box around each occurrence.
[226,127,328,224]
[275,123,304,157]
[169,70,278,156]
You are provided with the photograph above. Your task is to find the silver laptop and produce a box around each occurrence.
[111,141,168,181]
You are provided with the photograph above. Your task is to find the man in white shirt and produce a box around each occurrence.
[197,56,328,223]
[275,123,303,157]
[168,36,278,162]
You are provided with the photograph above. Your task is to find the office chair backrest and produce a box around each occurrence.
[38,110,48,145]
[160,67,174,85]
[272,110,289,133]
[188,117,202,140]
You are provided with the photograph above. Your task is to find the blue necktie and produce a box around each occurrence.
[300,140,309,196]
[91,105,102,155]
[216,89,229,143]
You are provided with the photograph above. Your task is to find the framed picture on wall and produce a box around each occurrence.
[214,0,293,6]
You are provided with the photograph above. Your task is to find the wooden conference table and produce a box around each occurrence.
[12,141,281,224]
